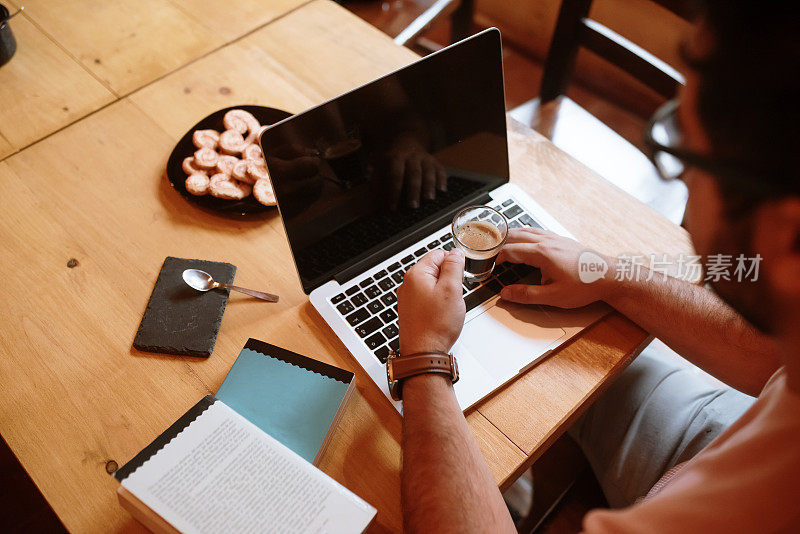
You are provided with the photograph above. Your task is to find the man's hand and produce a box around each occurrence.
[386,134,448,209]
[397,248,466,354]
[496,228,615,308]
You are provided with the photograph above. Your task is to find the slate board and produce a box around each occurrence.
[133,257,236,357]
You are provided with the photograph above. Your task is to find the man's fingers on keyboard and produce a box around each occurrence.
[496,243,545,266]
[437,249,465,292]
[500,283,556,305]
[505,228,550,244]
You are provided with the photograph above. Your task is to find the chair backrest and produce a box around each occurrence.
[393,0,475,48]
[540,0,692,104]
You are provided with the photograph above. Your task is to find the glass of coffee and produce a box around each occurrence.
[452,205,508,283]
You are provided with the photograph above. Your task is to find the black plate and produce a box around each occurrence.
[166,105,292,216]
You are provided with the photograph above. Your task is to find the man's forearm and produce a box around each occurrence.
[401,374,516,534]
[603,270,779,395]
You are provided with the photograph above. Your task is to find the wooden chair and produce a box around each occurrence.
[392,0,475,52]
[511,0,692,224]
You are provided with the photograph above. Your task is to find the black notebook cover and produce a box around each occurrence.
[133,257,236,357]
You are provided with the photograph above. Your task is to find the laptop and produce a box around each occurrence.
[259,28,605,412]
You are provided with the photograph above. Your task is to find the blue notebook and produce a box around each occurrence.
[216,338,355,464]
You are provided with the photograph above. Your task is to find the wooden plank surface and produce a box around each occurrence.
[0,14,114,154]
[19,0,223,96]
[128,0,419,137]
[0,1,697,532]
[166,0,310,43]
[0,132,14,162]
[0,93,523,532]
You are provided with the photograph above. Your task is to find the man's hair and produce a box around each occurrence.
[689,1,799,208]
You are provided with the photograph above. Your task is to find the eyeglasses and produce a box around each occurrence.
[643,99,780,195]
[645,99,726,181]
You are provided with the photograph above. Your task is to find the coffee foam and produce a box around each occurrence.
[455,221,503,259]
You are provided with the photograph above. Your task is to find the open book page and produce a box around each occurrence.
[121,400,375,534]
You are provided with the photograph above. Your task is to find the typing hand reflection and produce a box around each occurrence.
[387,134,447,210]
[266,144,327,216]
[267,144,323,181]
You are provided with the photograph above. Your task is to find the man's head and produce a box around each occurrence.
[678,1,800,334]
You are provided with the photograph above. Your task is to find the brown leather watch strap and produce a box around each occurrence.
[391,353,453,380]
[387,350,459,400]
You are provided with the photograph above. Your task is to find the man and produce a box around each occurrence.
[396,1,799,532]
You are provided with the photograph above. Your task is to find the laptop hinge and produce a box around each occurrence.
[334,192,493,285]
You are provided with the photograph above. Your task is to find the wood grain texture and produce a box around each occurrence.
[0,99,519,534]
[0,103,213,533]
[0,132,14,161]
[128,1,417,141]
[166,0,310,42]
[0,2,697,532]
[0,15,114,153]
[246,1,419,99]
[127,24,322,140]
[118,488,180,534]
[18,0,226,95]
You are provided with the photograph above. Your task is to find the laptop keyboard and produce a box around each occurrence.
[329,199,543,364]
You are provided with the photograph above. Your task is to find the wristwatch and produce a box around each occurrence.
[386,349,459,401]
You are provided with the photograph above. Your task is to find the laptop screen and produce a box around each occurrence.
[260,29,508,293]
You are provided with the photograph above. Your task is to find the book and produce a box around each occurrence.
[115,396,375,534]
[216,338,355,465]
[114,340,372,533]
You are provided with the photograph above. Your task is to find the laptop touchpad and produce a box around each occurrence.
[461,300,567,382]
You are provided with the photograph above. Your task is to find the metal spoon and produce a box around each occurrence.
[182,269,279,302]
[0,6,23,25]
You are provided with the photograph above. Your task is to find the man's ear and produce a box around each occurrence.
[755,197,800,298]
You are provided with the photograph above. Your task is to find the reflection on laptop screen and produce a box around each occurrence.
[260,30,508,293]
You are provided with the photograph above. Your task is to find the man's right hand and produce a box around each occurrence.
[397,248,466,355]
[496,228,615,308]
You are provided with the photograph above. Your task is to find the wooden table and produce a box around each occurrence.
[0,1,695,532]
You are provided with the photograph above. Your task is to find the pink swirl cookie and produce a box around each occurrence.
[193,147,219,170]
[215,154,239,176]
[218,130,248,155]
[246,160,269,183]
[253,178,276,206]
[182,156,207,176]
[223,109,256,133]
[185,173,210,196]
[223,109,260,145]
[192,129,219,149]
[241,144,264,162]
[209,173,252,200]
[232,160,250,183]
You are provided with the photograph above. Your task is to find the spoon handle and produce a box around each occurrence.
[218,282,279,302]
[3,6,23,23]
